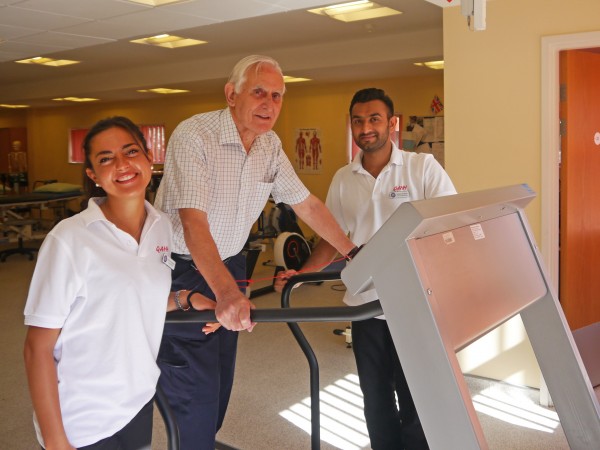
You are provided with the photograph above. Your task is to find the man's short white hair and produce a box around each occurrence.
[227,55,285,94]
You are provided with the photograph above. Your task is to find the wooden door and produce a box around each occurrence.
[559,49,600,330]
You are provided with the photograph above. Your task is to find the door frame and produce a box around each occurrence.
[541,31,600,291]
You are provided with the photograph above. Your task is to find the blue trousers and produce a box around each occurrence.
[352,318,429,450]
[158,252,246,450]
[44,399,154,450]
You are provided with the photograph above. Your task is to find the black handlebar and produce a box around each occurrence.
[165,300,382,323]
[165,271,382,324]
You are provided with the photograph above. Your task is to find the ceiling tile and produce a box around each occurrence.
[14,31,114,48]
[101,8,217,36]
[0,0,444,107]
[255,0,340,9]
[0,40,69,59]
[57,20,145,40]
[0,6,91,30]
[165,0,285,21]
[12,0,147,19]
[0,24,42,40]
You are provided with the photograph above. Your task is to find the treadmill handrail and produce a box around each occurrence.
[164,300,382,323]
[163,272,383,450]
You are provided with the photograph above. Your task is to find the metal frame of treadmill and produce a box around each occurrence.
[342,184,600,450]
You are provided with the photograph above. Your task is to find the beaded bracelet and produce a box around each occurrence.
[174,290,190,312]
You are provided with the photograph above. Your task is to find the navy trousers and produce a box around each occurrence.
[352,318,429,450]
[158,252,246,450]
[45,399,154,450]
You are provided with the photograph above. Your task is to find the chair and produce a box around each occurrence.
[0,218,39,261]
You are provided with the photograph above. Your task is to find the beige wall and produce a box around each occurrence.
[444,0,600,387]
[23,94,226,186]
[5,73,443,207]
[0,109,28,128]
[278,74,444,202]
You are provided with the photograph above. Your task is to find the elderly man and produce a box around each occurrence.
[154,55,356,449]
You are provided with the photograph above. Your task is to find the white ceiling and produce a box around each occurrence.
[0,0,444,108]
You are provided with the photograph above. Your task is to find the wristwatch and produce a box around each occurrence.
[344,245,362,261]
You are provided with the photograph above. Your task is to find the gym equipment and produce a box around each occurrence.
[165,271,379,450]
[343,183,600,449]
[163,184,600,449]
[245,201,311,298]
[273,231,311,271]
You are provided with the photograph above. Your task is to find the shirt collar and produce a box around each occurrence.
[351,141,403,173]
[82,197,161,228]
[219,108,245,147]
[219,107,274,153]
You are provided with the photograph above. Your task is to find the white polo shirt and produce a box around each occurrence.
[326,145,457,309]
[24,198,173,448]
[154,108,310,259]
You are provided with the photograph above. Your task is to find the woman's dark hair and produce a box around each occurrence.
[349,88,394,118]
[82,116,149,200]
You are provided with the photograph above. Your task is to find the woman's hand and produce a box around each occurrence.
[273,269,299,293]
[188,292,222,334]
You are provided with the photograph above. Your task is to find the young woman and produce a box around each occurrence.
[23,116,218,450]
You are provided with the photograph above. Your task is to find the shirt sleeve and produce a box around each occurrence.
[422,154,457,199]
[325,169,349,234]
[270,137,310,206]
[160,122,211,213]
[24,234,81,329]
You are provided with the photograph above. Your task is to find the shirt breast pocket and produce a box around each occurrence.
[245,182,273,221]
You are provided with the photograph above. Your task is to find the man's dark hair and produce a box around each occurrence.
[349,88,394,118]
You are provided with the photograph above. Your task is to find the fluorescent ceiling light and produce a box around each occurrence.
[308,1,401,22]
[137,88,190,94]
[0,104,30,109]
[15,57,80,67]
[283,76,311,83]
[53,97,99,102]
[125,0,186,6]
[414,60,444,70]
[130,34,207,48]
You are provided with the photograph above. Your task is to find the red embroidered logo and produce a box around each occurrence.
[393,185,408,192]
[156,245,169,253]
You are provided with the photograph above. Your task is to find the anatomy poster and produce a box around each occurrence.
[294,128,322,174]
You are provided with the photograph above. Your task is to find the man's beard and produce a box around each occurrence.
[357,131,388,153]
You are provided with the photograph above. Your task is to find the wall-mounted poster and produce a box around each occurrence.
[294,128,322,174]
[403,115,445,167]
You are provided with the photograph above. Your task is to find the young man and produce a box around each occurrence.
[154,55,356,449]
[277,88,456,449]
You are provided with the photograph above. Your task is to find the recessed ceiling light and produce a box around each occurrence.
[283,76,311,83]
[15,57,80,67]
[0,104,30,109]
[125,0,187,6]
[414,60,444,70]
[53,97,99,102]
[130,34,207,48]
[137,88,190,94]
[308,1,401,22]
